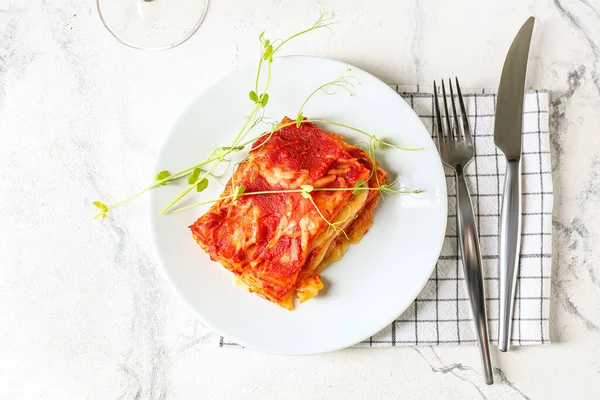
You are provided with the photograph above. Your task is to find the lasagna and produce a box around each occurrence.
[190,117,387,309]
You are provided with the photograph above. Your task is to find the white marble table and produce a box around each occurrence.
[1,0,599,398]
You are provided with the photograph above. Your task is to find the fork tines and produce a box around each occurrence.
[433,78,473,154]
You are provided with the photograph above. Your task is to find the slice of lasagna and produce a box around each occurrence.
[190,117,388,309]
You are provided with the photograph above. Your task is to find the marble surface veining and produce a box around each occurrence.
[1,0,599,398]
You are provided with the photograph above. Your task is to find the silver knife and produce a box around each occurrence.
[495,17,535,352]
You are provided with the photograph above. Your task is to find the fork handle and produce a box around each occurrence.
[498,159,522,352]
[455,170,494,385]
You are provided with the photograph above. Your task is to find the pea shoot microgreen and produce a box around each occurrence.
[196,178,209,193]
[94,9,423,234]
[155,170,171,185]
[352,180,366,195]
[93,201,108,219]
[249,91,259,103]
[168,180,423,215]
[296,67,357,119]
[188,168,201,185]
[233,185,247,200]
[300,184,314,199]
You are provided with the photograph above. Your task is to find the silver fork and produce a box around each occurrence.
[434,78,494,385]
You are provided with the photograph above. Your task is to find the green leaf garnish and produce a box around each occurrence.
[295,66,357,118]
[155,170,170,180]
[263,45,273,60]
[259,93,269,107]
[352,180,366,195]
[233,185,246,200]
[196,178,209,192]
[300,184,314,199]
[155,170,171,185]
[93,201,108,219]
[300,184,314,193]
[188,168,201,184]
[95,11,421,221]
[93,201,108,211]
[213,147,230,158]
[249,91,259,103]
[372,137,380,149]
[213,146,245,159]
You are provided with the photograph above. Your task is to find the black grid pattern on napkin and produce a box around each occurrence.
[354,86,552,347]
[219,87,552,348]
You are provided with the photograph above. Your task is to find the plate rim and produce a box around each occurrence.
[148,55,448,355]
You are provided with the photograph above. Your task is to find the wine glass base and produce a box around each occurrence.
[97,0,210,51]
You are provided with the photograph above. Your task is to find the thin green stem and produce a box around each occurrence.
[235,120,293,148]
[265,61,272,93]
[371,138,380,187]
[103,156,221,212]
[379,139,423,151]
[163,59,270,214]
[298,83,328,117]
[96,11,430,223]
[168,184,423,215]
[272,12,333,54]
[306,119,424,151]
[306,195,343,231]
[237,120,299,150]
[296,71,355,117]
[160,160,222,214]
[310,187,376,192]
[165,105,264,214]
[255,58,264,95]
[169,189,304,214]
[168,198,224,213]
[97,13,336,219]
[232,105,261,146]
[105,179,179,212]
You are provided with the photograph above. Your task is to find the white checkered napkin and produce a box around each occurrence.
[217,87,552,348]
[354,86,552,347]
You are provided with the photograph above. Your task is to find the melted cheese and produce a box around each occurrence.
[190,117,386,310]
[294,187,369,300]
[306,187,369,267]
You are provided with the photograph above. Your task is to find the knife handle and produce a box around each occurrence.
[455,173,494,385]
[498,158,522,352]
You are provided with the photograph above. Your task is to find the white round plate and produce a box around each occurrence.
[149,56,447,355]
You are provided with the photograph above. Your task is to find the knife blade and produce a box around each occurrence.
[495,17,535,352]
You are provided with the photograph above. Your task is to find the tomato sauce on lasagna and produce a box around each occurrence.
[190,117,387,309]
